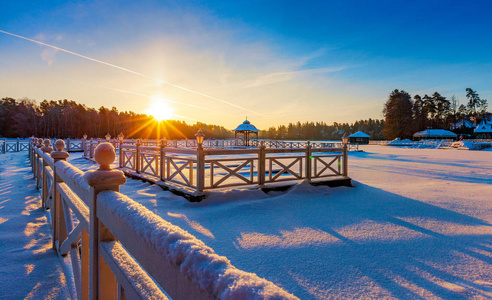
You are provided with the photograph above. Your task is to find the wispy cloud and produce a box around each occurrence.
[244,66,345,88]
[41,48,58,66]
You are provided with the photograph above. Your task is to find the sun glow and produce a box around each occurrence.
[147,98,175,121]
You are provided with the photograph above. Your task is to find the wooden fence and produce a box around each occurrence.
[30,138,297,300]
[2,138,83,153]
[115,140,349,194]
[1,138,30,153]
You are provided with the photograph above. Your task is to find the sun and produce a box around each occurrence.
[146,98,174,121]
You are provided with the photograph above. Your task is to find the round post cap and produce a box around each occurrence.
[94,143,116,170]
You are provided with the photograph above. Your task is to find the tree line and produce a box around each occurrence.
[383,88,489,139]
[0,97,232,140]
[259,119,385,140]
[1,96,385,141]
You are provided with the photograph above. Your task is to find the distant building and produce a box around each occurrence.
[450,118,475,130]
[473,116,492,139]
[348,131,370,144]
[413,129,457,140]
[233,119,260,146]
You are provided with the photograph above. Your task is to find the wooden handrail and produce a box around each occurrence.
[29,138,297,300]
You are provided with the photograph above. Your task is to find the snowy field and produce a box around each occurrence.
[70,146,492,299]
[0,146,491,299]
[0,152,70,299]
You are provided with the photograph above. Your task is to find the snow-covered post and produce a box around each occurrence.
[83,143,126,299]
[160,138,166,181]
[135,139,141,173]
[35,139,43,181]
[305,141,312,182]
[195,129,205,193]
[118,133,124,168]
[51,140,70,250]
[258,141,266,186]
[89,138,95,159]
[41,139,53,208]
[66,138,71,152]
[342,135,348,177]
[82,134,87,157]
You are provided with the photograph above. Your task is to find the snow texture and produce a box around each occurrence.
[97,190,298,299]
[103,145,492,300]
[59,145,492,299]
[0,152,71,299]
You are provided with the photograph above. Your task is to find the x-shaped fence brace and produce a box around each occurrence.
[210,159,254,188]
[313,155,341,177]
[140,152,158,176]
[123,151,135,169]
[167,157,193,186]
[268,157,302,182]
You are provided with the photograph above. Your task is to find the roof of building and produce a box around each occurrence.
[474,118,492,133]
[233,120,260,132]
[413,129,457,138]
[450,119,475,129]
[349,131,370,138]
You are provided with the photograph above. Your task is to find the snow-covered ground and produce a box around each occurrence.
[0,152,71,299]
[69,146,492,299]
[1,146,491,299]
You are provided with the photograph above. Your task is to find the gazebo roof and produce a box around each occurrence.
[349,131,370,138]
[233,120,260,132]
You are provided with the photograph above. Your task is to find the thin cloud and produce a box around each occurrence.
[245,66,344,88]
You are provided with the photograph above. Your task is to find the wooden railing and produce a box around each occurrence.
[30,138,297,300]
[1,138,30,153]
[118,141,349,193]
[3,137,84,154]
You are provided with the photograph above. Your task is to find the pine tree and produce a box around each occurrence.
[382,89,414,139]
[466,88,481,116]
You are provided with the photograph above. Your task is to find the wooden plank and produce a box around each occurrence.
[99,241,169,300]
[57,183,90,229]
[59,223,83,256]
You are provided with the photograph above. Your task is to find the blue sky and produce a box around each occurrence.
[0,0,491,129]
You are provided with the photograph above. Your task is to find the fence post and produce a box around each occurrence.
[136,139,141,173]
[84,143,126,299]
[82,134,87,157]
[343,142,348,177]
[16,138,20,152]
[160,139,166,181]
[118,139,123,168]
[41,139,53,208]
[51,140,70,250]
[66,138,71,152]
[197,146,205,193]
[90,138,95,159]
[258,141,266,186]
[305,141,312,182]
[35,139,43,183]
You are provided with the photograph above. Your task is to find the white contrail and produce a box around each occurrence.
[0,29,261,114]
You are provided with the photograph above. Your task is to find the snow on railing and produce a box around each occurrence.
[29,138,298,300]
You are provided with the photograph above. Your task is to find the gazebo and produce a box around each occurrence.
[348,131,370,144]
[233,119,260,146]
